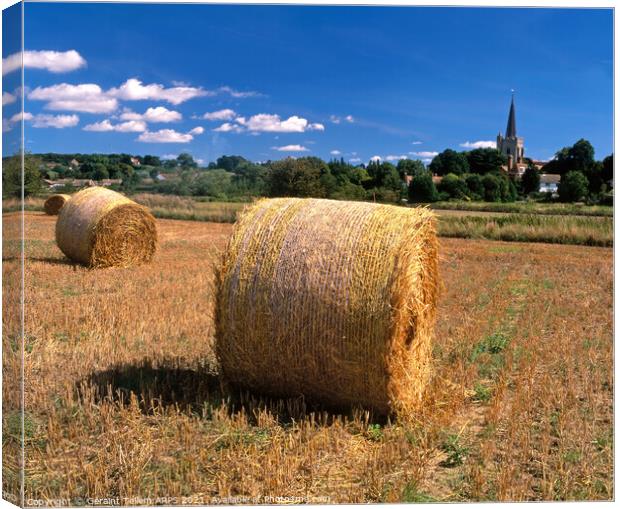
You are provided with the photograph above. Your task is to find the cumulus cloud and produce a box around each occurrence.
[137,128,198,143]
[330,150,341,156]
[344,115,354,123]
[84,119,146,132]
[410,151,439,158]
[272,144,309,152]
[2,49,86,76]
[189,126,204,135]
[3,91,16,106]
[28,83,118,113]
[370,155,382,162]
[411,140,423,145]
[120,106,182,123]
[9,112,34,123]
[385,154,407,161]
[161,154,178,160]
[213,122,243,133]
[108,78,207,105]
[30,114,79,128]
[202,108,236,121]
[243,114,320,133]
[9,111,78,128]
[460,140,497,149]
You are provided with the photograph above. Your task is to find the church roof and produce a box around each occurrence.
[505,95,517,138]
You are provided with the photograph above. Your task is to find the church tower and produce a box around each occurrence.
[496,94,524,172]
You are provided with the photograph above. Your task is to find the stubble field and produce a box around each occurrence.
[2,211,613,504]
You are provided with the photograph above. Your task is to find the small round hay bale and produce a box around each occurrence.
[55,187,157,268]
[43,194,70,215]
[215,197,439,416]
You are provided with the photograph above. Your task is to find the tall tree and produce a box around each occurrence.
[429,149,469,176]
[466,148,507,174]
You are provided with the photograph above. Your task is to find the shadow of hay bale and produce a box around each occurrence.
[78,358,388,425]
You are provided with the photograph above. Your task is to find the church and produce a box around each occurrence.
[496,95,529,177]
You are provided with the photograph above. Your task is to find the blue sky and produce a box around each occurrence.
[2,3,613,165]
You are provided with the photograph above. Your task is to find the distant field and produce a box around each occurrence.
[430,200,613,217]
[3,213,612,502]
[2,194,613,246]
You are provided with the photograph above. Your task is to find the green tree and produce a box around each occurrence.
[438,173,469,200]
[544,139,596,175]
[602,154,613,183]
[408,169,438,203]
[466,148,507,174]
[429,149,469,176]
[521,166,541,195]
[2,153,43,198]
[177,153,197,169]
[464,174,484,200]
[143,155,162,167]
[267,157,330,197]
[558,171,589,202]
[481,173,502,202]
[397,158,425,178]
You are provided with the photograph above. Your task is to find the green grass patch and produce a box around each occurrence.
[438,214,612,247]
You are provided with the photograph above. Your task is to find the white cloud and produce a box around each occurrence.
[137,128,194,143]
[28,83,118,113]
[9,112,34,123]
[330,150,341,156]
[2,49,86,76]
[2,118,11,133]
[370,155,382,162]
[202,108,236,121]
[83,119,146,132]
[423,158,433,164]
[410,151,439,158]
[245,114,305,133]
[216,86,261,98]
[189,126,204,135]
[30,114,79,129]
[460,140,497,149]
[161,154,178,160]
[411,140,423,145]
[308,122,325,131]
[272,144,309,152]
[385,154,407,161]
[349,157,361,163]
[3,91,16,106]
[330,114,354,124]
[120,106,182,123]
[108,78,207,105]
[213,122,244,133]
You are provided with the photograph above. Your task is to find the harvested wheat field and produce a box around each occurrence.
[2,211,613,504]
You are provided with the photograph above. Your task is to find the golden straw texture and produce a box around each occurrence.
[43,194,70,215]
[215,197,439,416]
[55,187,158,268]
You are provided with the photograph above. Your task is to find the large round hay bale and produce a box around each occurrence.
[55,187,157,268]
[215,197,439,416]
[43,194,71,215]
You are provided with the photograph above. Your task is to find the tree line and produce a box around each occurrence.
[2,138,613,205]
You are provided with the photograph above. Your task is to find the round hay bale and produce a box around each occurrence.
[43,194,70,215]
[55,187,157,268]
[215,197,439,416]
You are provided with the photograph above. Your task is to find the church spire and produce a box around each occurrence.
[505,93,517,138]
